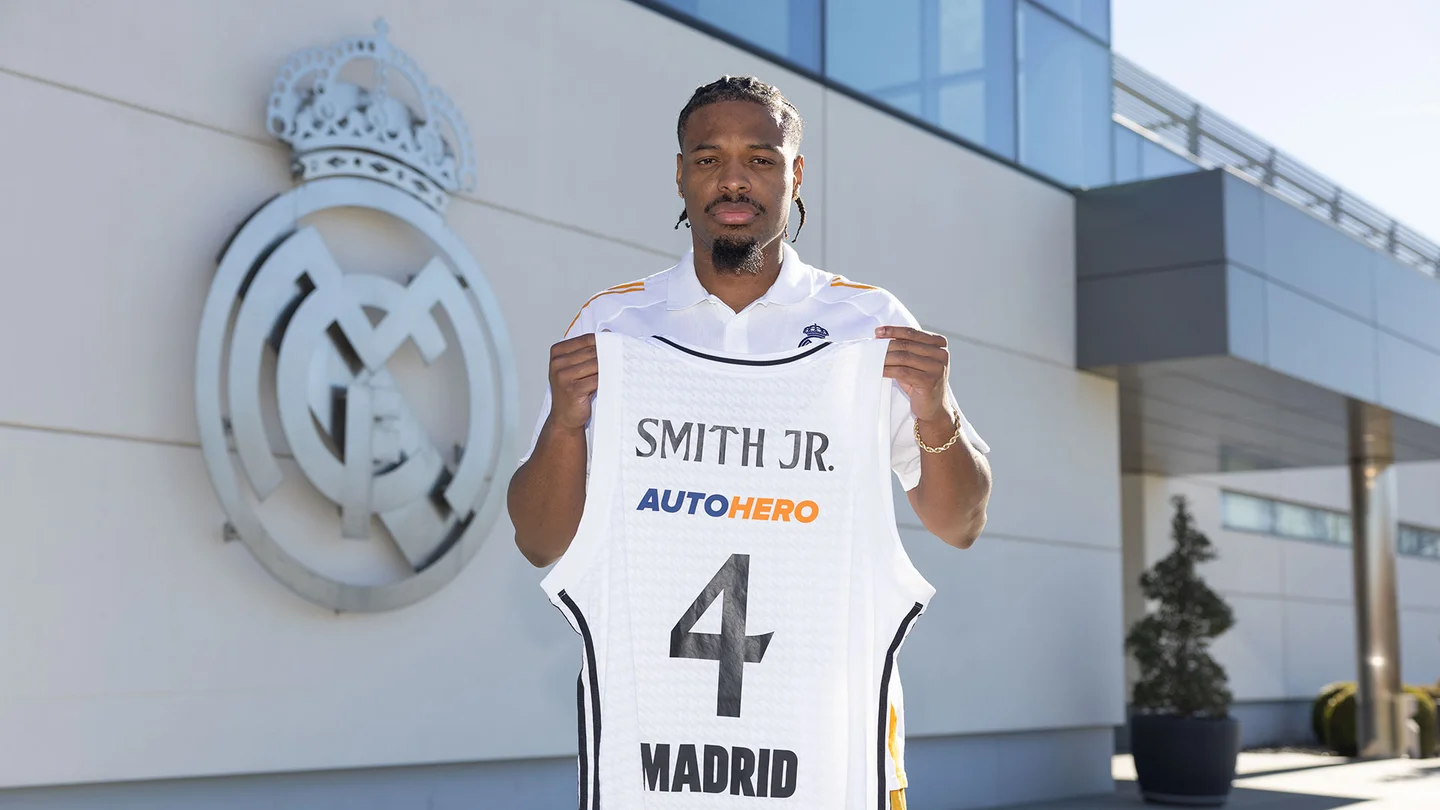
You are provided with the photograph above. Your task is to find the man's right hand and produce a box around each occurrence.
[508,333,600,568]
[547,333,600,432]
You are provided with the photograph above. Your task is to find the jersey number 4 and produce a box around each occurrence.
[670,553,773,718]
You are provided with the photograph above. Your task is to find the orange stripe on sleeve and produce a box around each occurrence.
[831,278,879,291]
[564,285,645,335]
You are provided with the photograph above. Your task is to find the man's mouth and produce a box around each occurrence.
[708,201,761,225]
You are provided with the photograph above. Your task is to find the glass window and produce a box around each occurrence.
[1016,0,1112,186]
[1274,502,1348,544]
[650,0,822,71]
[1029,0,1109,42]
[1400,525,1440,559]
[1113,124,1141,184]
[1140,139,1200,180]
[827,0,1017,157]
[1221,492,1273,534]
[1223,491,1350,545]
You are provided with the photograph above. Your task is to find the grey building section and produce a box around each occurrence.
[1077,168,1440,475]
[0,758,577,810]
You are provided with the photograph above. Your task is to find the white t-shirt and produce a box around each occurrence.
[523,242,988,490]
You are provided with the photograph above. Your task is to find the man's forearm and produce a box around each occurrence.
[508,418,589,567]
[909,412,991,549]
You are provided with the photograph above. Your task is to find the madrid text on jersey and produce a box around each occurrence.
[635,419,833,472]
[641,743,799,798]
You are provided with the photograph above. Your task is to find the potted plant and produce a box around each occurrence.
[1125,495,1240,806]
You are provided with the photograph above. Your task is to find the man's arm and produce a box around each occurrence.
[877,325,992,549]
[508,334,598,567]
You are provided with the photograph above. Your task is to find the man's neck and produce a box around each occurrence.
[692,238,784,314]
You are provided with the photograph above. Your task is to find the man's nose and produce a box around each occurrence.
[718,164,752,196]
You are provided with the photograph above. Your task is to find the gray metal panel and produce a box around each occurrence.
[1220,172,1266,275]
[1075,170,1226,278]
[0,757,577,809]
[903,727,1115,809]
[1077,264,1229,367]
[1378,332,1440,427]
[1225,264,1267,365]
[1265,283,1378,402]
[1259,192,1377,322]
[1375,251,1440,353]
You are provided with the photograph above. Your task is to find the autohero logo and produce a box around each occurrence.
[636,489,819,523]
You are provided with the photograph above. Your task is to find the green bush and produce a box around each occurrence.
[1317,682,1437,757]
[1312,681,1353,743]
[1125,496,1234,717]
[1322,685,1358,756]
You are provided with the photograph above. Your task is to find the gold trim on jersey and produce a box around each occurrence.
[830,277,880,291]
[565,282,646,334]
[887,703,908,788]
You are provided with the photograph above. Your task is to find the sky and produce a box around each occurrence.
[1111,0,1440,243]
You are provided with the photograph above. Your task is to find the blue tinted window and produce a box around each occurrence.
[1113,124,1141,184]
[651,0,822,71]
[1017,0,1111,186]
[1030,0,1109,42]
[827,0,1017,158]
[1114,124,1200,184]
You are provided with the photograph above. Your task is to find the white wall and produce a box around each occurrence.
[0,0,1122,790]
[1123,464,1440,707]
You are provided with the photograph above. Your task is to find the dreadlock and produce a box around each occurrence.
[673,76,808,242]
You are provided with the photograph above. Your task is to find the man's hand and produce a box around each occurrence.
[548,333,600,432]
[876,325,952,424]
[508,333,600,568]
[876,324,990,550]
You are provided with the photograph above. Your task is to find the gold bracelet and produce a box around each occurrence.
[914,413,963,454]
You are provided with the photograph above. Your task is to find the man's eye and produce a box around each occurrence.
[753,158,773,165]
[696,158,717,165]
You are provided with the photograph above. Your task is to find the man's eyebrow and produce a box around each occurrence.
[687,142,785,154]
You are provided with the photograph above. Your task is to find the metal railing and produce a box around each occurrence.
[1113,53,1440,277]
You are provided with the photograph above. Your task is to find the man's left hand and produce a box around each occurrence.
[876,325,953,424]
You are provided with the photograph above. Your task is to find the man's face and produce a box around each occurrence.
[676,100,803,274]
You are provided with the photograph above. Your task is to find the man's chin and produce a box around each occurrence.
[711,235,764,275]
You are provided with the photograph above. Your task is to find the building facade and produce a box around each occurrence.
[0,1,1436,808]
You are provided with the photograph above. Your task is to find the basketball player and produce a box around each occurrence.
[508,77,992,807]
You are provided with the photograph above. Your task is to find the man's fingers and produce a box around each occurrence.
[554,357,599,386]
[876,325,947,347]
[550,345,599,375]
[549,332,597,359]
[885,338,949,362]
[883,349,946,376]
[566,372,599,399]
[881,364,935,387]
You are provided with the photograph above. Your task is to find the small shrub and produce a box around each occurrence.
[1319,683,1437,757]
[1312,681,1353,743]
[1125,496,1234,717]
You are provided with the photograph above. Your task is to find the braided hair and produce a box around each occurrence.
[674,76,808,242]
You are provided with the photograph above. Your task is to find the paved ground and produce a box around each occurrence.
[1015,753,1440,810]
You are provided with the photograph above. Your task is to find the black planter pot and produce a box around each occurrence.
[1130,713,1241,806]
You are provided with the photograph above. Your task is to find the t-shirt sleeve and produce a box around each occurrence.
[883,300,989,491]
[518,303,599,467]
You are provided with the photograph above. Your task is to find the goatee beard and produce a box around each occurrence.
[711,236,764,276]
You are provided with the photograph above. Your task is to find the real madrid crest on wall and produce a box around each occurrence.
[196,20,517,612]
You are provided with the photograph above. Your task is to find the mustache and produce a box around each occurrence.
[704,195,766,215]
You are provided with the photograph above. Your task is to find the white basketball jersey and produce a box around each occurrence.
[542,333,935,809]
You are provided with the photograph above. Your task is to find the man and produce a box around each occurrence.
[508,76,991,806]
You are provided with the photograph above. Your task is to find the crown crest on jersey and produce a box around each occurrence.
[803,324,829,340]
[267,19,476,212]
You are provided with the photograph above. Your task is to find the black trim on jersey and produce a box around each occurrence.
[877,603,925,810]
[652,335,832,366]
[575,674,588,810]
[560,590,602,810]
